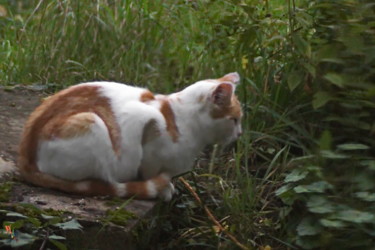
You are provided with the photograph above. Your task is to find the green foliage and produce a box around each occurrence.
[0,203,81,249]
[102,198,137,226]
[0,181,13,202]
[0,0,374,249]
[276,0,375,248]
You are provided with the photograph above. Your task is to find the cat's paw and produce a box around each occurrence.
[158,182,175,202]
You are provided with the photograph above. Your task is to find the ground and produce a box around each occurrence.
[0,87,43,162]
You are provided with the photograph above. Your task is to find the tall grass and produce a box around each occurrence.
[0,0,331,249]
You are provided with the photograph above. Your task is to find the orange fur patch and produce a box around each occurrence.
[140,90,155,102]
[125,174,170,199]
[19,85,121,172]
[52,112,95,139]
[160,99,179,142]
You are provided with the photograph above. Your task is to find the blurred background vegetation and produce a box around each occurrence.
[0,0,374,249]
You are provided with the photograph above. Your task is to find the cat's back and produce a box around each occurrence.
[28,81,147,121]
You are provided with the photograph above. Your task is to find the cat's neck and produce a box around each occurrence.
[167,93,213,151]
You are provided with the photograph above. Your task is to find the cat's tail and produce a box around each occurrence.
[19,168,173,201]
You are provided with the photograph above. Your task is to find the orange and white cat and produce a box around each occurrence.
[18,73,242,201]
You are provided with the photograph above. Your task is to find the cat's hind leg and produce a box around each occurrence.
[37,112,119,182]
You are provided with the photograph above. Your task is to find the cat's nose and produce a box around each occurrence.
[237,131,242,137]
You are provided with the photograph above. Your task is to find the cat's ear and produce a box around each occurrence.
[217,72,240,85]
[212,83,233,107]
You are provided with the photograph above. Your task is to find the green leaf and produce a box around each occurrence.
[9,220,24,230]
[49,239,68,250]
[360,160,375,170]
[355,192,375,202]
[10,232,36,247]
[275,184,296,205]
[275,184,292,196]
[320,219,346,228]
[54,219,82,230]
[320,150,348,159]
[324,73,344,87]
[313,91,332,109]
[337,143,370,151]
[41,214,57,220]
[287,70,303,91]
[49,235,66,240]
[319,130,332,150]
[5,212,27,218]
[294,181,333,193]
[307,196,335,214]
[335,210,375,223]
[297,217,323,236]
[284,169,308,183]
[27,217,41,227]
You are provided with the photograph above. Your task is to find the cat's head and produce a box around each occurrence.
[179,72,243,145]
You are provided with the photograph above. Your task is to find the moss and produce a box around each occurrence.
[104,197,126,207]
[0,181,13,202]
[103,208,137,227]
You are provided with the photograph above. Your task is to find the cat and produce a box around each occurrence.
[17,72,242,201]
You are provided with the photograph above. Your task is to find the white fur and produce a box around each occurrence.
[36,73,242,198]
[115,183,127,197]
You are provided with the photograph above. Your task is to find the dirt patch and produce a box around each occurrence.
[0,87,44,161]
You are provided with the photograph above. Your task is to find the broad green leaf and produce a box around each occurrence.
[355,192,375,202]
[307,196,335,214]
[49,235,66,240]
[320,150,348,159]
[337,143,369,151]
[9,220,24,230]
[303,62,316,77]
[275,184,292,196]
[287,70,303,91]
[313,91,332,109]
[54,219,82,230]
[27,217,41,227]
[297,217,323,236]
[335,210,375,223]
[320,219,346,228]
[319,130,332,150]
[293,33,309,56]
[284,169,308,183]
[41,214,57,220]
[275,184,296,205]
[324,73,344,87]
[296,12,313,28]
[294,181,333,193]
[360,160,375,170]
[5,212,27,218]
[10,232,36,248]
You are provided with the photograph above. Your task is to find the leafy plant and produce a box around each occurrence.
[0,204,82,249]
[277,0,375,248]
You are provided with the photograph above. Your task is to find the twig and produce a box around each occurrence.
[39,230,49,250]
[179,177,251,250]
